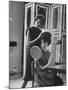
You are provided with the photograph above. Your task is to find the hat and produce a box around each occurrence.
[28,26,42,41]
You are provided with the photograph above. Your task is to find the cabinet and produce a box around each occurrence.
[23,2,66,79]
[24,2,50,31]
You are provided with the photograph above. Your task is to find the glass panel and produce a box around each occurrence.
[38,6,46,18]
[27,7,31,28]
[62,36,66,65]
[50,36,57,66]
[64,5,66,31]
[53,8,58,29]
[37,6,46,28]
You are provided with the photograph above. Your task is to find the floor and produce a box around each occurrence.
[9,78,32,88]
[9,77,66,88]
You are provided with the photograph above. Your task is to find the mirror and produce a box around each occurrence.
[30,46,42,60]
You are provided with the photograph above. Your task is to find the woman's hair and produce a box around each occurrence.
[35,15,45,27]
[40,32,51,46]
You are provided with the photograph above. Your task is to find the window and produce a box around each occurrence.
[27,7,31,28]
[53,8,58,29]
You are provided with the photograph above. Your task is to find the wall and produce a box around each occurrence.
[9,1,25,75]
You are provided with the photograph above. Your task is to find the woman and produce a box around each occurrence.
[34,32,63,87]
[22,15,44,88]
[34,32,55,87]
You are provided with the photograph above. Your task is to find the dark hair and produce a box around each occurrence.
[40,32,51,46]
[35,15,45,27]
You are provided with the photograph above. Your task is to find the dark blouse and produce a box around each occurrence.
[36,50,63,86]
[38,50,50,66]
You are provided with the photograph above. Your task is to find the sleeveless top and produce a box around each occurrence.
[38,50,50,66]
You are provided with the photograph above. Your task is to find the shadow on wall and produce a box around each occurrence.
[9,1,25,77]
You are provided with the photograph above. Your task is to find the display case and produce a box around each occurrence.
[50,4,62,32]
[23,2,66,79]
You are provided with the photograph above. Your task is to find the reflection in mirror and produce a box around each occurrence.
[37,6,46,28]
[27,7,31,28]
[53,8,58,29]
[38,6,46,17]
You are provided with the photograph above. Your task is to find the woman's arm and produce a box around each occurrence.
[38,53,52,70]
